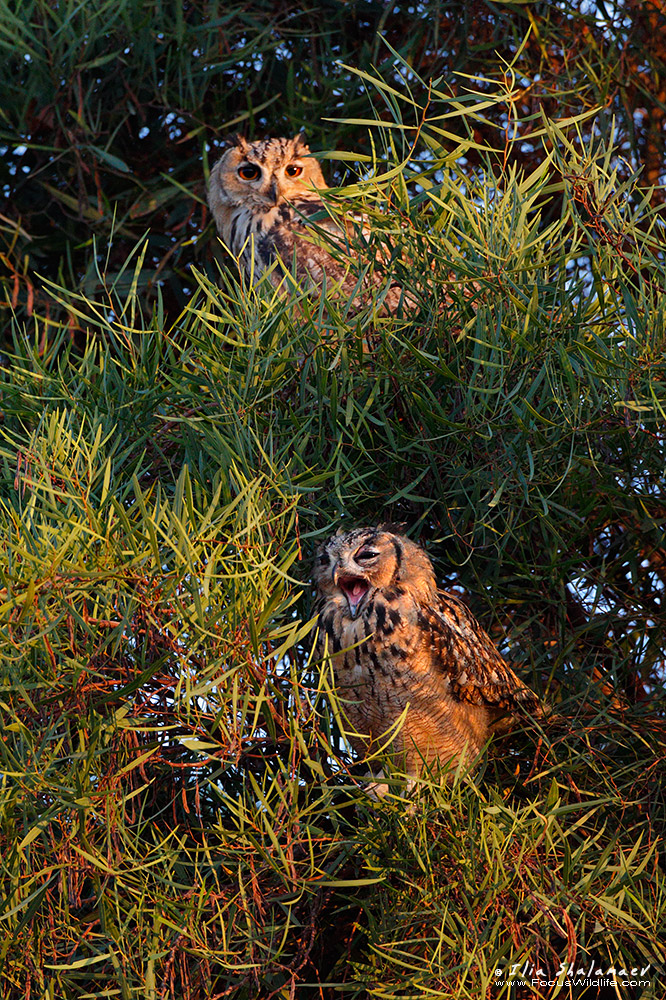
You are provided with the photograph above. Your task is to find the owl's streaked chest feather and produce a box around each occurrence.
[217,198,331,272]
[321,586,418,684]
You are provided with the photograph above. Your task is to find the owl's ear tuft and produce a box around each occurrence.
[221,133,249,153]
[377,520,409,538]
[293,132,308,151]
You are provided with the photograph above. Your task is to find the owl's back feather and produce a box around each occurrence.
[420,594,540,713]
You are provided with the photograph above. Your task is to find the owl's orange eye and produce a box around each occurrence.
[238,163,261,181]
[356,548,378,562]
[285,164,303,178]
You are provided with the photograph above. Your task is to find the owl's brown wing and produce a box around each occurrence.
[274,202,411,316]
[421,591,541,715]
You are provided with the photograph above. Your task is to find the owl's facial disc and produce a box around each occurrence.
[336,573,370,618]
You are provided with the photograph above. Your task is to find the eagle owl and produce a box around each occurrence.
[207,133,410,315]
[314,526,541,779]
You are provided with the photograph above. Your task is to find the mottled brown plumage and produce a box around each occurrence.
[314,526,541,777]
[207,134,412,315]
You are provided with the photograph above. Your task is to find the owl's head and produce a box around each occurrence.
[314,526,437,619]
[207,134,326,212]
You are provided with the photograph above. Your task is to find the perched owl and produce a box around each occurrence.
[314,526,541,779]
[207,133,412,315]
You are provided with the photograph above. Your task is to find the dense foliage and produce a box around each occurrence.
[1,2,665,997]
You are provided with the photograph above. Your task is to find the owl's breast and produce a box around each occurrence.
[317,589,496,766]
[317,590,425,739]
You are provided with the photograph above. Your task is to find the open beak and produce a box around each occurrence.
[333,566,370,618]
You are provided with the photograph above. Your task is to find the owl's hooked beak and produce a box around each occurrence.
[267,178,279,204]
[333,565,370,618]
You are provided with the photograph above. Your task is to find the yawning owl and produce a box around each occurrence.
[314,526,541,779]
